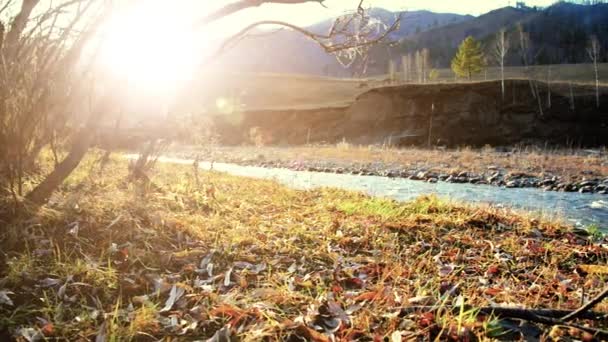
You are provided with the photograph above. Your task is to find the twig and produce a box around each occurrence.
[561,287,608,322]
[399,306,607,321]
[400,305,608,339]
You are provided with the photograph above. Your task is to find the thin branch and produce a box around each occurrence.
[209,16,400,61]
[5,0,41,54]
[399,306,607,321]
[0,0,14,17]
[561,287,608,322]
[196,0,326,28]
[400,305,608,339]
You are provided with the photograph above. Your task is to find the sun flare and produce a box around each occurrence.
[99,3,203,93]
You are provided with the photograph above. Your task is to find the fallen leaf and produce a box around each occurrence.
[224,267,233,287]
[17,327,43,342]
[160,285,185,312]
[390,330,402,342]
[484,288,502,296]
[295,324,330,342]
[439,264,455,277]
[0,290,14,306]
[577,264,608,275]
[39,278,61,288]
[95,321,107,342]
[206,325,231,342]
[41,323,54,336]
[407,295,435,305]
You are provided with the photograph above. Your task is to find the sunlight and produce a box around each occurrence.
[99,2,203,94]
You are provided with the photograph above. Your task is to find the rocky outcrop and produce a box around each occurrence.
[211,80,608,147]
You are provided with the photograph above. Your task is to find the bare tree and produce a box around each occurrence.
[401,54,409,83]
[517,23,544,117]
[408,52,415,82]
[421,48,430,83]
[517,23,535,98]
[493,28,510,101]
[16,0,400,205]
[415,50,422,83]
[388,59,396,84]
[0,0,112,205]
[587,35,601,108]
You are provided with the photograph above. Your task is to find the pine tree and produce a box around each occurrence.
[451,36,486,80]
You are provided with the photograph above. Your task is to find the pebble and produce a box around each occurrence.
[218,157,607,195]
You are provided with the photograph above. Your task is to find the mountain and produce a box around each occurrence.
[384,2,608,71]
[218,9,472,76]
[219,2,608,76]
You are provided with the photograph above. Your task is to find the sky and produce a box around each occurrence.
[229,0,559,26]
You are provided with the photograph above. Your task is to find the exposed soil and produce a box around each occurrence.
[210,80,608,147]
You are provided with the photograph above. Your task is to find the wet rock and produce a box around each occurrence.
[386,170,398,178]
[416,171,427,180]
[506,180,520,188]
[540,179,556,186]
[446,175,467,183]
[579,186,593,194]
[427,178,438,183]
[578,180,598,188]
[458,171,468,178]
[487,172,501,183]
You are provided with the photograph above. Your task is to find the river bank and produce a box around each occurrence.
[1,154,607,340]
[168,145,608,194]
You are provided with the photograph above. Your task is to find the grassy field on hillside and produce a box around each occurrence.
[1,153,607,340]
[190,64,607,111]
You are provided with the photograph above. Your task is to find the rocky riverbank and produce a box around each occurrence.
[170,146,608,195]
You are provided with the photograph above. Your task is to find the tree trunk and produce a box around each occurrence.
[594,60,600,108]
[500,62,505,101]
[25,129,94,204]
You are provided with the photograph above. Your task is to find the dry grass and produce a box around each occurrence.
[0,153,607,340]
[183,64,608,112]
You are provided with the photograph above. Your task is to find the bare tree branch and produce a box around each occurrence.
[4,0,41,55]
[196,0,326,28]
[0,0,15,17]
[208,15,400,63]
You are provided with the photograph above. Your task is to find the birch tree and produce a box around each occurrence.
[401,54,409,83]
[493,28,510,100]
[587,35,601,108]
[388,59,396,84]
[415,50,422,83]
[421,48,430,83]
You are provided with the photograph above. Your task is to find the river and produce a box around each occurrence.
[145,156,608,231]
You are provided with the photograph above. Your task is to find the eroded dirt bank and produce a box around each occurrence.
[211,80,608,146]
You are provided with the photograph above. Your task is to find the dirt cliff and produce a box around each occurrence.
[211,80,608,147]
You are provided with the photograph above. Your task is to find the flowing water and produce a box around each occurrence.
[142,156,608,231]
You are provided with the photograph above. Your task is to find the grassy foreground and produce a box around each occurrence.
[1,154,607,341]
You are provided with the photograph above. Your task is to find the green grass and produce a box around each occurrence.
[0,152,607,340]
